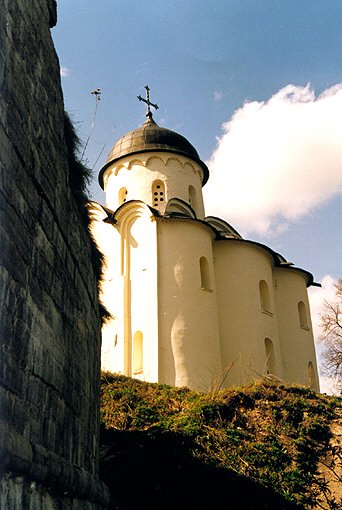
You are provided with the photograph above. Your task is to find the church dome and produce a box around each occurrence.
[98,114,209,189]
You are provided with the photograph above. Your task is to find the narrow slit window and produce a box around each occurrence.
[259,280,271,313]
[308,361,315,388]
[200,256,211,290]
[298,301,309,329]
[119,187,128,205]
[152,180,165,208]
[188,185,197,212]
[264,338,276,375]
[133,331,143,374]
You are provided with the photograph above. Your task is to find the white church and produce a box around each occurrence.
[89,90,320,392]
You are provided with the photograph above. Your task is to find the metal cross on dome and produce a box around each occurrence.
[137,85,159,117]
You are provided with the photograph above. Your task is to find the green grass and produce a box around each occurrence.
[100,373,340,509]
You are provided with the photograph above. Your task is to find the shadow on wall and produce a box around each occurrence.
[100,428,301,510]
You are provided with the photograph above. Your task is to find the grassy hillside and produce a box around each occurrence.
[99,373,340,510]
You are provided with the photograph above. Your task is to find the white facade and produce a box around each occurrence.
[89,116,320,392]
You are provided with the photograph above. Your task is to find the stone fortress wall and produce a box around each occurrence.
[0,0,109,507]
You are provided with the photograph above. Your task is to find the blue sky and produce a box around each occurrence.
[53,1,342,391]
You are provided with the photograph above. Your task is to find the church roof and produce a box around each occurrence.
[98,114,209,189]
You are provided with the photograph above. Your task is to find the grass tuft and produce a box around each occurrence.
[63,111,110,324]
[100,373,340,509]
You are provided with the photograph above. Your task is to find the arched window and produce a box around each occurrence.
[152,180,165,208]
[188,185,197,212]
[308,361,315,388]
[298,301,309,329]
[264,338,276,375]
[200,256,211,290]
[119,187,128,205]
[259,280,271,313]
[133,331,143,374]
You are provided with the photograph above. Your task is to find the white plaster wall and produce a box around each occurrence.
[213,240,282,387]
[93,144,320,394]
[157,218,222,391]
[89,202,159,381]
[128,209,159,382]
[274,268,319,391]
[88,203,122,373]
[102,152,205,218]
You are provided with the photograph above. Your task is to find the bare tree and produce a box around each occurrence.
[320,279,342,393]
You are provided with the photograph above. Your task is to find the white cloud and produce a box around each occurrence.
[204,84,342,236]
[308,275,340,395]
[213,90,223,101]
[319,374,340,395]
[60,66,70,77]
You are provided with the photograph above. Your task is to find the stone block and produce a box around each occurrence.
[0,0,108,506]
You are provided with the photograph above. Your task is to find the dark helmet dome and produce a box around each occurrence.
[98,115,209,189]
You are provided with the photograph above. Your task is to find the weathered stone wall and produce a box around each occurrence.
[0,0,109,507]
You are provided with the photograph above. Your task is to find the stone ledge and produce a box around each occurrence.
[0,420,110,507]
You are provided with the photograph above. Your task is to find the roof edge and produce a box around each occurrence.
[215,237,317,288]
[98,148,209,189]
